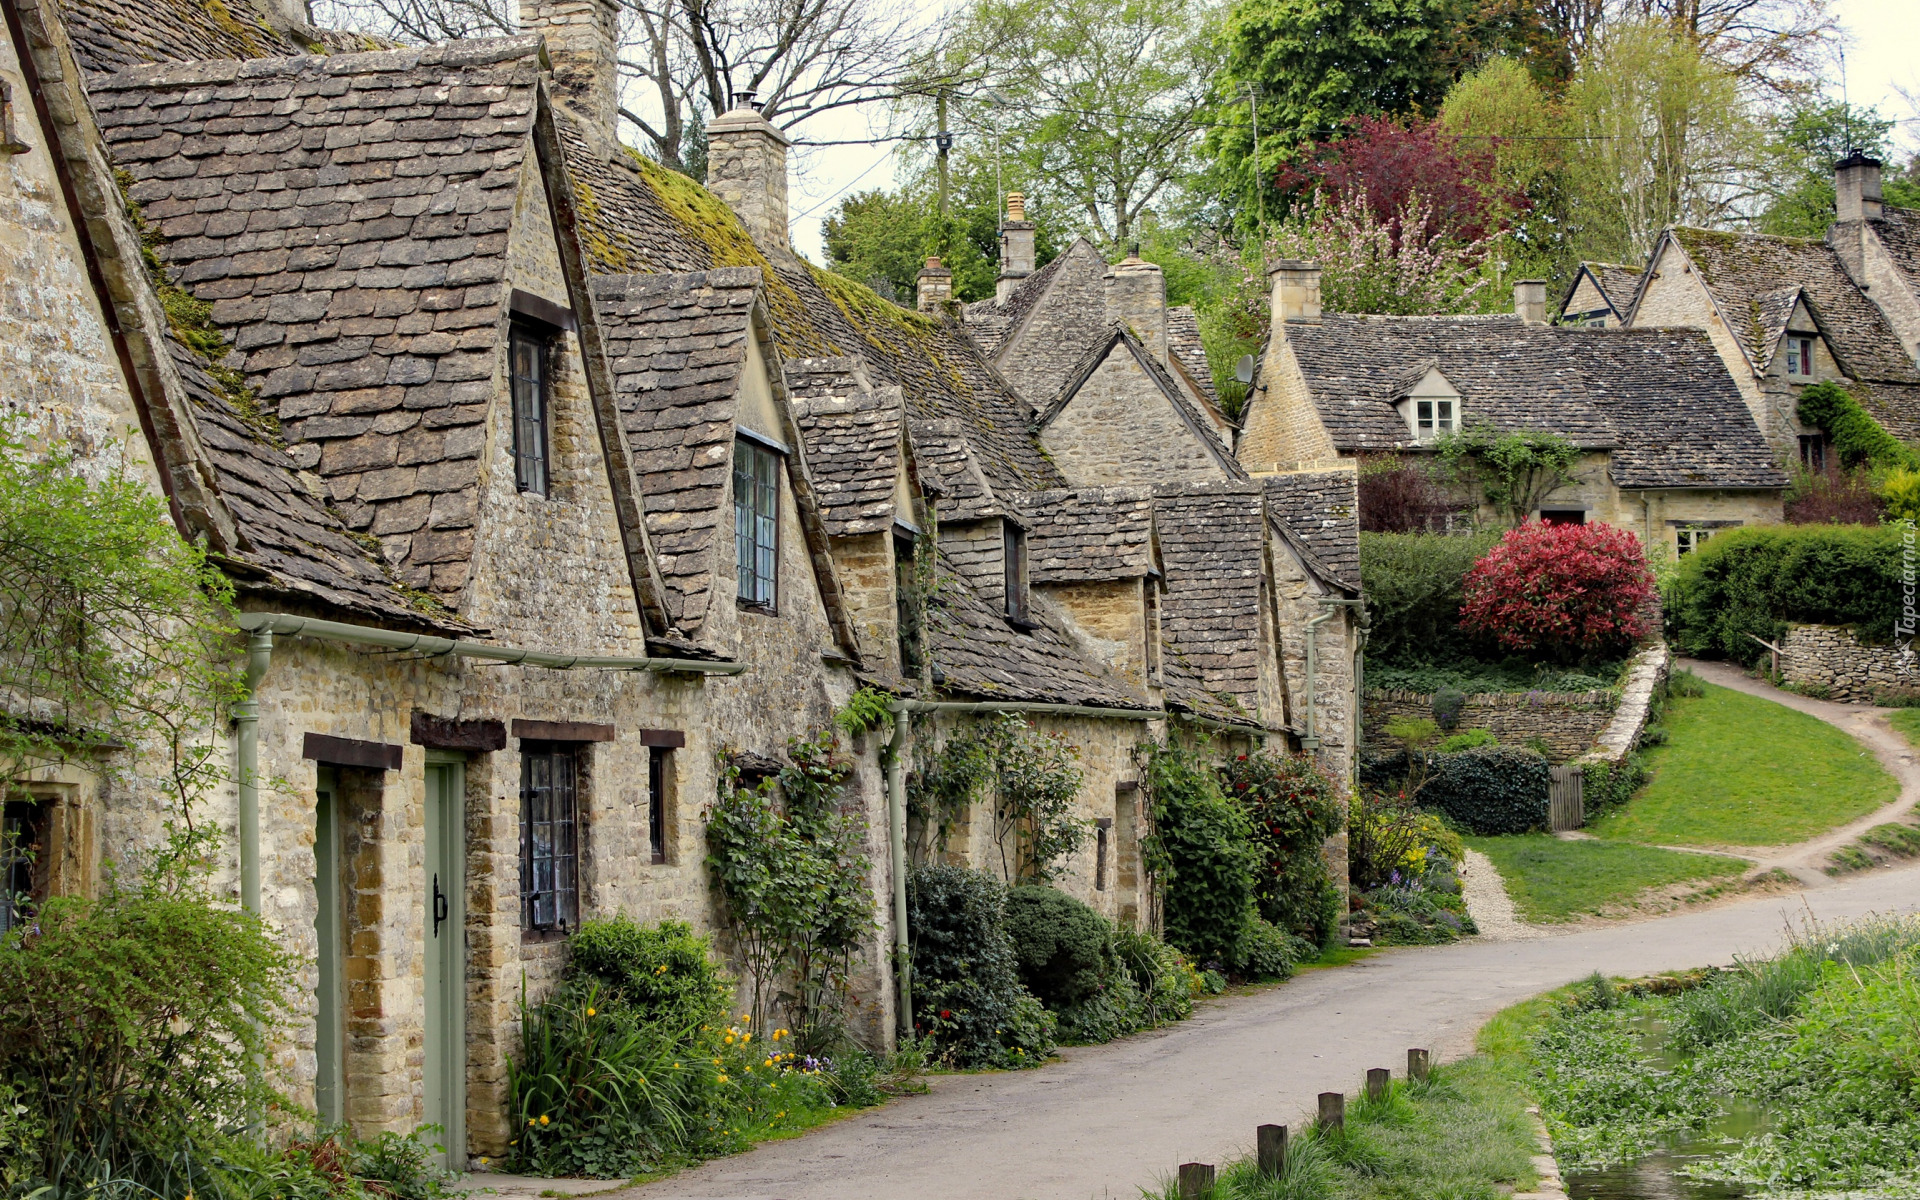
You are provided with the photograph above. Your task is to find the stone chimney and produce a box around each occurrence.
[519,0,620,138]
[706,93,792,254]
[996,192,1036,305]
[1105,248,1168,362]
[1836,152,1884,223]
[1269,259,1321,328]
[917,257,953,312]
[1513,279,1548,325]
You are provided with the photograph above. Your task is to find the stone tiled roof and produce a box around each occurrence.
[1576,262,1644,315]
[910,419,1001,520]
[1152,482,1267,718]
[1260,470,1360,590]
[925,547,1149,709]
[1284,315,1786,489]
[55,0,389,76]
[1666,226,1920,387]
[959,297,1014,355]
[1870,205,1920,309]
[979,247,1072,353]
[91,42,547,604]
[1166,305,1219,408]
[592,269,759,635]
[555,116,1063,499]
[170,339,442,624]
[1017,487,1156,583]
[790,369,906,539]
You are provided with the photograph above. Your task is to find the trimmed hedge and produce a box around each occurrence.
[1004,886,1113,1009]
[1667,524,1904,662]
[1359,531,1502,666]
[1364,746,1551,835]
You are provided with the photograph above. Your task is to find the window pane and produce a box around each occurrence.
[511,328,549,494]
[735,442,779,606]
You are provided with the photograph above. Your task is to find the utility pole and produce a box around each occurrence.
[935,89,954,220]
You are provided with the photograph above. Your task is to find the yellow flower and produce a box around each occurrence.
[740,1014,751,1022]
[586,1007,596,1017]
[742,1032,751,1043]
[539,1114,550,1126]
[674,1062,682,1069]
[763,1059,773,1068]
[717,1073,729,1083]
[725,1034,736,1044]
[775,1111,785,1119]
[478,1159,488,1166]
[527,1119,536,1127]
[712,1057,722,1065]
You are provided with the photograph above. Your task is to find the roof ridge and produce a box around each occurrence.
[89,34,545,89]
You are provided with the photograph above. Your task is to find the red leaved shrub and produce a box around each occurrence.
[1358,454,1459,532]
[1459,520,1656,661]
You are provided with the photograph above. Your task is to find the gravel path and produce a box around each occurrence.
[1461,847,1548,941]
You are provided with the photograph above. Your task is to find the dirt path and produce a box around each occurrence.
[551,864,1920,1200]
[1674,659,1920,883]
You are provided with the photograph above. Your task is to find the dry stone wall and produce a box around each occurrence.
[1363,688,1617,763]
[1781,623,1919,701]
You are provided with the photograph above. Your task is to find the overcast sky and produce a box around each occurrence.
[780,0,1920,263]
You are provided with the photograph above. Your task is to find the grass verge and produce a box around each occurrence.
[1466,835,1748,922]
[1141,1055,1538,1200]
[1592,681,1894,847]
[1825,816,1920,875]
[1890,708,1920,749]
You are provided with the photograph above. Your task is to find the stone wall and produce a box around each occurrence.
[1578,644,1669,768]
[1781,623,1919,701]
[1041,345,1226,488]
[1363,687,1618,763]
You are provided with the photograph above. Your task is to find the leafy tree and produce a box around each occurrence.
[1276,114,1524,245]
[1209,0,1478,228]
[1757,102,1897,237]
[939,0,1212,246]
[1620,0,1838,99]
[1435,423,1582,526]
[1440,56,1576,279]
[1459,520,1656,661]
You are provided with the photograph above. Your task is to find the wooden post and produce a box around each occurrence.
[1318,1091,1344,1131]
[1408,1047,1430,1081]
[1257,1124,1287,1178]
[1177,1162,1215,1198]
[1366,1067,1390,1101]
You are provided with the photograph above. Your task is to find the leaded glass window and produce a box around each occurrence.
[520,746,577,935]
[734,439,780,608]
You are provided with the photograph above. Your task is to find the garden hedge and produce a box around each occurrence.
[1004,885,1113,1009]
[905,864,1055,1068]
[1666,524,1905,662]
[1364,746,1551,835]
[1359,530,1502,667]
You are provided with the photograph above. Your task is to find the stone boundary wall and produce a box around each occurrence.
[1578,643,1670,769]
[1781,623,1919,702]
[1363,687,1618,763]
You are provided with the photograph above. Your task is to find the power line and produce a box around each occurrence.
[792,146,898,219]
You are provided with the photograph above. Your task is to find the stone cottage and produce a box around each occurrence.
[1238,265,1788,556]
[1621,157,1920,461]
[0,0,1366,1167]
[1557,261,1643,328]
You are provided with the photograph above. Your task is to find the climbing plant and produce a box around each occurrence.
[1434,424,1581,527]
[1139,739,1257,968]
[1220,750,1343,948]
[705,729,875,1047]
[907,713,1086,883]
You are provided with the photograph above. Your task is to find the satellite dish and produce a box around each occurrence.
[1235,354,1257,385]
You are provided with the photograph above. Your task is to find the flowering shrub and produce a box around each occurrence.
[1459,520,1656,661]
[1220,750,1343,949]
[906,864,1055,1068]
[1266,189,1499,316]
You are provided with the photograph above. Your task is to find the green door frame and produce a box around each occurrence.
[423,756,467,1169]
[314,768,345,1127]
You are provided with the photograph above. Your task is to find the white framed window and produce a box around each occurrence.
[1677,528,1712,556]
[1786,335,1815,379]
[1415,397,1456,440]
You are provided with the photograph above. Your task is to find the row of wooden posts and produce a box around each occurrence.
[1174,1048,1431,1198]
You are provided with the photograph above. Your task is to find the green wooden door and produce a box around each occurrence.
[423,759,466,1169]
[314,769,345,1126]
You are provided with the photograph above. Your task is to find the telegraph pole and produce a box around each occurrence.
[935,89,953,219]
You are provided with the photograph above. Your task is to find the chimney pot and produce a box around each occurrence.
[1268,259,1322,326]
[1835,151,1883,223]
[917,256,954,312]
[731,90,758,111]
[1513,279,1548,325]
[1006,192,1027,222]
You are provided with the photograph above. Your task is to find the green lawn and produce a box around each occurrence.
[1467,835,1748,923]
[1889,708,1920,749]
[1590,681,1895,847]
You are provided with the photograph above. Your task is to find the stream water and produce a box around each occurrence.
[1562,1015,1771,1200]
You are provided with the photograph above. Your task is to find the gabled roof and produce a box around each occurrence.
[1868,205,1920,307]
[91,41,548,604]
[1559,262,1644,320]
[1658,226,1920,388]
[1282,315,1786,489]
[970,244,1076,356]
[789,367,908,539]
[1037,324,1244,479]
[1166,305,1219,409]
[925,546,1149,709]
[1260,470,1360,591]
[909,418,1002,520]
[56,0,388,76]
[1018,487,1156,583]
[1152,482,1269,720]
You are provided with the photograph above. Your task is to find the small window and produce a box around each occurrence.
[1003,522,1030,623]
[1799,434,1827,472]
[894,530,923,673]
[510,323,551,495]
[1094,817,1111,892]
[647,748,669,865]
[520,745,578,936]
[1,800,47,935]
[1786,335,1815,379]
[734,439,780,609]
[1415,397,1455,439]
[1677,528,1712,556]
[1540,509,1586,526]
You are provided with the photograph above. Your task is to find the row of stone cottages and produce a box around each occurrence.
[0,0,1365,1164]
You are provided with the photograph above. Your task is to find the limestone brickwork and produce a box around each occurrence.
[1781,623,1920,701]
[1039,344,1228,487]
[1363,688,1619,763]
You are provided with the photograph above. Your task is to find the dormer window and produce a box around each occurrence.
[1003,522,1030,624]
[734,435,782,610]
[1416,397,1456,439]
[1786,335,1815,378]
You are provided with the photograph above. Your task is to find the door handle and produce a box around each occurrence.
[433,873,449,936]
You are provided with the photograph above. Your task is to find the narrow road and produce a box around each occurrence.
[610,863,1920,1200]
